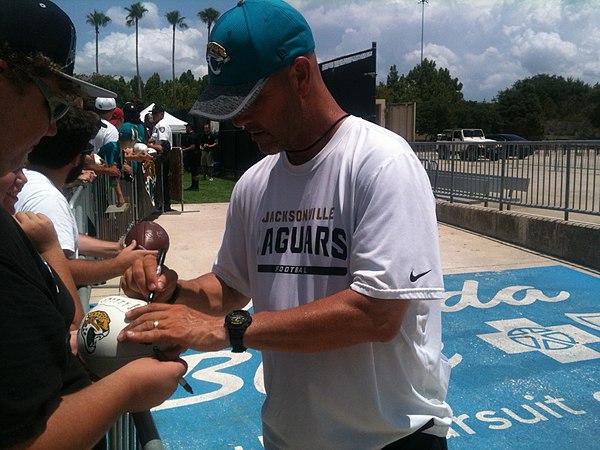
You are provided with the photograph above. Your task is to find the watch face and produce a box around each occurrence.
[227,310,251,328]
[229,314,246,325]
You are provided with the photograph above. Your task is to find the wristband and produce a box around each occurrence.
[165,284,180,304]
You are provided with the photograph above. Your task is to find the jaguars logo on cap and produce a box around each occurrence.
[207,42,230,76]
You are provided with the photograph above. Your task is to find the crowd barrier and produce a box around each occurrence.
[69,147,184,241]
[68,149,184,449]
[412,140,600,220]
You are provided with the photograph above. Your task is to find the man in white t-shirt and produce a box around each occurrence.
[85,97,121,181]
[92,97,119,153]
[119,1,452,449]
[16,108,154,287]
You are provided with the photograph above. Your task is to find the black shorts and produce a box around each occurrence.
[381,420,447,450]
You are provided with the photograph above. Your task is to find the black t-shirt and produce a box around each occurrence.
[199,131,217,151]
[0,208,92,448]
[182,131,200,152]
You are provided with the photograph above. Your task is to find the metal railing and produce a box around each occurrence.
[411,140,600,220]
[68,156,179,449]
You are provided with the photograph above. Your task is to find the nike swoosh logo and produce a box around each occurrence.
[410,269,431,282]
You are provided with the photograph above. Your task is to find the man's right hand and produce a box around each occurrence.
[121,253,179,302]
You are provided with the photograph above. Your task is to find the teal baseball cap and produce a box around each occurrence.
[119,122,138,142]
[189,0,315,121]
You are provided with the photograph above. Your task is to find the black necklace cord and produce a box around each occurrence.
[290,113,350,154]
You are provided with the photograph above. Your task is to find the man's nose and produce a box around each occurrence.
[46,121,58,137]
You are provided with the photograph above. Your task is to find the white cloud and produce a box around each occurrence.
[70,0,600,101]
[77,26,206,81]
[106,2,162,30]
[511,30,578,74]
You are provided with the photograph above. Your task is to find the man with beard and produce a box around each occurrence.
[16,108,154,287]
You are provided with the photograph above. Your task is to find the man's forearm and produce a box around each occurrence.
[243,290,409,353]
[41,246,84,329]
[69,258,126,286]
[177,273,249,316]
[18,375,131,450]
[78,234,120,258]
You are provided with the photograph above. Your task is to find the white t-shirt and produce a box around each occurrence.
[213,116,452,449]
[15,169,79,258]
[92,119,119,154]
[151,119,173,147]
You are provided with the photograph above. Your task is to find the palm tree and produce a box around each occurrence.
[125,2,148,100]
[166,11,188,107]
[85,10,111,74]
[197,7,220,42]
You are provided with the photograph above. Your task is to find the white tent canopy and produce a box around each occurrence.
[140,103,187,134]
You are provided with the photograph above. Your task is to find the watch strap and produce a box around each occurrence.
[165,284,180,304]
[226,310,252,353]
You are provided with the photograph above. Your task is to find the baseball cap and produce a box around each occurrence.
[123,102,137,114]
[0,0,116,98]
[189,0,315,121]
[151,104,165,114]
[95,97,117,111]
[119,122,138,141]
[109,107,124,126]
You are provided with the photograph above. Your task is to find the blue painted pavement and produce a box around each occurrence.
[150,265,600,449]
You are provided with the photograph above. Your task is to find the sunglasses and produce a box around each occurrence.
[28,75,75,123]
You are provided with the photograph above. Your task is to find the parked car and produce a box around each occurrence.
[436,128,500,161]
[486,133,533,159]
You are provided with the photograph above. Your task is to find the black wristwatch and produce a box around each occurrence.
[225,310,252,353]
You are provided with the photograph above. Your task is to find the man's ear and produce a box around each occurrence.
[70,153,83,167]
[0,59,8,73]
[289,56,312,97]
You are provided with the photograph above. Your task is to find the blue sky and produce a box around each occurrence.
[55,0,600,101]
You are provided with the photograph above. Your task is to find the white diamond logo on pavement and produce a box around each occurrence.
[566,312,600,332]
[478,318,600,363]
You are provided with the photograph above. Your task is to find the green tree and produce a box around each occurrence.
[495,81,544,139]
[381,64,409,103]
[85,74,134,103]
[589,83,600,131]
[405,59,463,135]
[378,60,464,135]
[85,10,111,74]
[455,101,499,134]
[197,7,220,41]
[166,11,189,108]
[173,70,205,110]
[494,75,594,139]
[125,2,148,100]
[144,73,165,107]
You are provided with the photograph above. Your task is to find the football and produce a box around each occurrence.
[124,220,170,251]
[133,142,148,154]
[77,296,155,378]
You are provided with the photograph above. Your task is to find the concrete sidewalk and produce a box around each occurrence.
[91,202,578,304]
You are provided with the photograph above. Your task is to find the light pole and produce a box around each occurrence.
[418,0,428,65]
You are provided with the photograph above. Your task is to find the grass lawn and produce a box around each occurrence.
[180,171,237,204]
